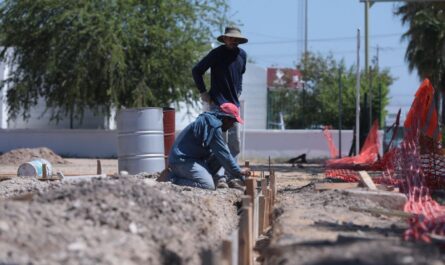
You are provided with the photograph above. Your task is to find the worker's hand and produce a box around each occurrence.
[200,92,211,103]
[240,168,251,177]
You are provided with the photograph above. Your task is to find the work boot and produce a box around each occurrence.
[216,178,229,189]
[228,179,245,191]
[157,168,171,182]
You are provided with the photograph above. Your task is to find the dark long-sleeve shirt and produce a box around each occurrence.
[168,112,242,177]
[192,45,247,107]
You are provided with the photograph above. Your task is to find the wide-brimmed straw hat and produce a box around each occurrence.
[217,26,248,44]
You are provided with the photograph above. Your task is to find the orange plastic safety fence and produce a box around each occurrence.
[394,79,445,243]
[322,126,339,158]
[325,121,380,170]
[322,79,445,244]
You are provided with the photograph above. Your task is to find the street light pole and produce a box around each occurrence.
[364,0,370,75]
[356,29,361,156]
[304,0,308,55]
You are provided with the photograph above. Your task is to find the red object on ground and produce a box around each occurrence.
[163,107,175,167]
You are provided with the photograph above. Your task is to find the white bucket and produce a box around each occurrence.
[17,159,52,177]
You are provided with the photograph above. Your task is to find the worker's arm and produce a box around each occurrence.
[192,50,217,94]
[209,128,244,178]
[238,50,247,96]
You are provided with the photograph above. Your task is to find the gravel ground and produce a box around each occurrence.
[0,175,242,265]
[260,164,445,265]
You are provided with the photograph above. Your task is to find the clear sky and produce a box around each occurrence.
[228,0,420,121]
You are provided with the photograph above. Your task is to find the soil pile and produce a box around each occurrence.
[0,176,241,265]
[0,147,67,165]
[0,177,56,199]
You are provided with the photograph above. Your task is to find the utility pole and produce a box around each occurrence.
[369,66,373,128]
[376,45,381,127]
[360,0,442,70]
[338,68,343,158]
[356,29,361,156]
[364,0,370,75]
[304,0,308,55]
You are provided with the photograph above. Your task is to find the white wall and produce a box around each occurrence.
[0,53,114,130]
[240,63,267,129]
[7,97,109,129]
[174,63,267,130]
[0,129,117,158]
[0,129,382,161]
[174,102,203,131]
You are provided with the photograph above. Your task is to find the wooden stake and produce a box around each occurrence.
[270,174,276,206]
[267,188,273,225]
[261,179,267,195]
[253,193,259,241]
[221,240,233,265]
[358,171,377,190]
[42,163,48,179]
[238,205,253,265]
[97,159,102,175]
[264,189,270,228]
[245,178,256,205]
[260,179,269,229]
[242,196,251,208]
[258,195,266,234]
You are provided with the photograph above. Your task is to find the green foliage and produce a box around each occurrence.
[395,3,445,85]
[395,3,445,125]
[0,0,229,122]
[268,52,393,129]
[395,3,445,91]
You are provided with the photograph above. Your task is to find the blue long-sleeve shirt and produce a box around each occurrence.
[168,112,242,177]
[192,45,247,107]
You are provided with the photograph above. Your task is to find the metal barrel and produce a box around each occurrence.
[163,107,175,167]
[117,108,165,175]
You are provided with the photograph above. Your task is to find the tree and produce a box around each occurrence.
[0,0,229,124]
[272,52,393,129]
[395,3,445,122]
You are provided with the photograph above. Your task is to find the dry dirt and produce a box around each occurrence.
[1,147,444,265]
[256,163,445,265]
[0,175,242,265]
[0,147,67,165]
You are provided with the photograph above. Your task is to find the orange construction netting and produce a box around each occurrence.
[322,79,445,243]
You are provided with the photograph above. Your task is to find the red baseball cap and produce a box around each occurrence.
[219,103,244,124]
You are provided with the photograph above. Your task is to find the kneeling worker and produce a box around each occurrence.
[167,102,250,190]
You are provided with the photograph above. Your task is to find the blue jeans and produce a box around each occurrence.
[168,156,222,190]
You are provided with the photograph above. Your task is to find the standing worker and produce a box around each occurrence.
[192,25,248,168]
[166,103,250,190]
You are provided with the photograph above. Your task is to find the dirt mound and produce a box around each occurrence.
[0,147,67,165]
[0,176,241,264]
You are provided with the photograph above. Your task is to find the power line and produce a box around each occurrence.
[248,46,404,58]
[248,33,402,45]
